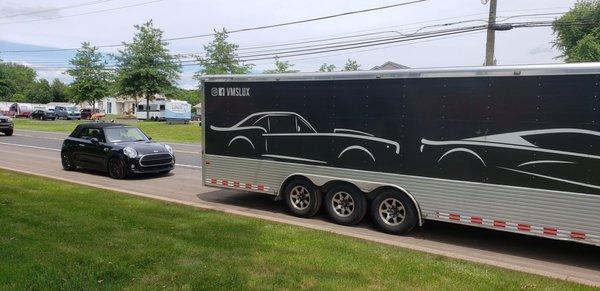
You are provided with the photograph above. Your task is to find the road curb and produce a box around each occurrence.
[0,165,597,287]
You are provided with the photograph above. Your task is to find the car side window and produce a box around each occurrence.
[269,115,296,134]
[79,128,105,142]
[523,133,600,155]
[253,117,269,132]
[296,117,315,133]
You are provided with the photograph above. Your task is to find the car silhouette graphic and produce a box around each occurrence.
[420,128,600,190]
[210,111,399,169]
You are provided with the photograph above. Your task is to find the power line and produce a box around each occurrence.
[0,0,164,26]
[0,0,117,19]
[0,0,425,53]
[166,0,426,41]
[10,19,590,69]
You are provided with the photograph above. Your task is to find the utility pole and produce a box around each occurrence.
[484,0,497,66]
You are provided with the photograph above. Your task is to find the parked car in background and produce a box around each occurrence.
[30,109,57,120]
[0,114,14,136]
[80,108,100,119]
[55,106,81,120]
[61,123,175,179]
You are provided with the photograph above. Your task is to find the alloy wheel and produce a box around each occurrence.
[289,185,311,210]
[331,191,355,217]
[378,198,405,226]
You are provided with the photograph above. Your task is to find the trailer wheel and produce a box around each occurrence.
[324,184,367,225]
[370,190,418,234]
[283,178,322,218]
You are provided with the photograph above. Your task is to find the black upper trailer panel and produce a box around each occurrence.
[203,63,600,195]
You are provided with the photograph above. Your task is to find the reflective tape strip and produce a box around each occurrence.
[205,178,271,193]
[435,211,594,243]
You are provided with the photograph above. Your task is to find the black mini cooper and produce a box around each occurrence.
[61,123,175,179]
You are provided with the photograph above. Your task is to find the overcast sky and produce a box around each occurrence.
[0,0,577,88]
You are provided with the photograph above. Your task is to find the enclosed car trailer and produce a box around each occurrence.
[201,63,600,246]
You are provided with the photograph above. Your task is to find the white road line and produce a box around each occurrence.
[14,133,64,141]
[0,141,60,152]
[0,142,202,169]
[176,163,203,169]
[17,129,203,148]
[13,134,201,155]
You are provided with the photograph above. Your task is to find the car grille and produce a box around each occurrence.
[139,153,173,167]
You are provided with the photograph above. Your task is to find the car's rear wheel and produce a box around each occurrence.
[61,151,76,171]
[324,184,367,225]
[370,190,418,235]
[283,178,322,218]
[108,158,127,179]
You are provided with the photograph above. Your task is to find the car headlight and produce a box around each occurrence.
[7,117,12,122]
[123,147,138,158]
[164,144,173,155]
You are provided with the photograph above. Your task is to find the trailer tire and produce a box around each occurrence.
[370,190,418,235]
[324,184,367,225]
[283,178,322,218]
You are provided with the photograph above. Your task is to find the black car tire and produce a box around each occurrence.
[3,129,13,136]
[61,151,76,171]
[283,178,322,218]
[370,190,418,235]
[107,157,127,179]
[324,184,367,226]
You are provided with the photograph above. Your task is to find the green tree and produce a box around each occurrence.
[553,0,600,62]
[343,59,361,71]
[115,20,181,119]
[263,57,299,74]
[67,42,111,109]
[0,62,13,100]
[27,79,52,104]
[318,63,336,72]
[195,29,252,77]
[0,62,37,100]
[50,79,70,102]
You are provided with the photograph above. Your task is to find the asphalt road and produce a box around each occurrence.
[0,129,599,286]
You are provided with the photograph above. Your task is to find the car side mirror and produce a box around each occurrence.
[90,137,100,144]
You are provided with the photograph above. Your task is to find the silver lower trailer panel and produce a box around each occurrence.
[203,154,600,246]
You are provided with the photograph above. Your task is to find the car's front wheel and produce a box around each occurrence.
[107,158,127,179]
[61,151,76,171]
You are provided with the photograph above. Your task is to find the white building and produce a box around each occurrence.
[95,94,167,116]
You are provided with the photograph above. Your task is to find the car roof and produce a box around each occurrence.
[70,122,134,137]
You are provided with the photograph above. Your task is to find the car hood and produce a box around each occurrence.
[116,141,170,155]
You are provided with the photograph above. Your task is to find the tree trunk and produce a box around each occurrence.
[146,94,150,121]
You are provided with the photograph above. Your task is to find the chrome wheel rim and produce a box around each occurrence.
[331,191,354,217]
[290,186,310,210]
[379,198,405,226]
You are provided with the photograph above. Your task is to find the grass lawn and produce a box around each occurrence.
[0,170,590,290]
[13,118,201,144]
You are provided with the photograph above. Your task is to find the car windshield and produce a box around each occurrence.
[104,127,149,143]
[67,107,77,112]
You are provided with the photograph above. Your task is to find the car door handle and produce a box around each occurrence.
[79,143,86,147]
